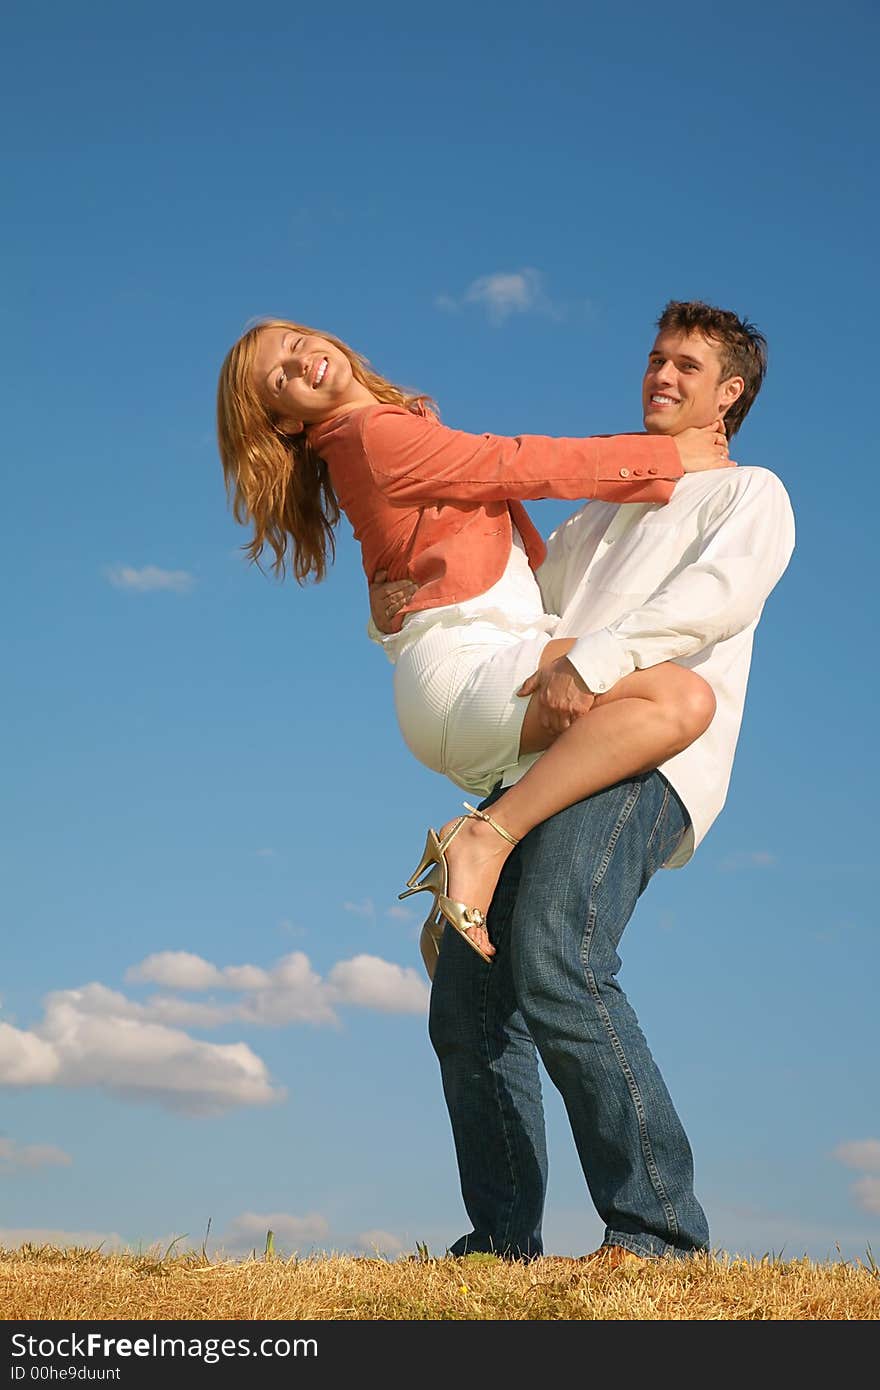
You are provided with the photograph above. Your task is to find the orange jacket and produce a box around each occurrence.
[307,404,683,632]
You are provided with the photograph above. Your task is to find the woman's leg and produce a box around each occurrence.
[438,649,714,959]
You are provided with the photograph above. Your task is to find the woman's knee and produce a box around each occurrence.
[637,663,715,754]
[677,670,716,742]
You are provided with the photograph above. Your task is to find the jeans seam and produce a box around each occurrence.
[581,782,680,1242]
[479,963,519,1253]
[477,793,524,1254]
[645,784,670,862]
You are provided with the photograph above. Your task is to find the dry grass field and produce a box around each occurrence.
[1,1244,878,1320]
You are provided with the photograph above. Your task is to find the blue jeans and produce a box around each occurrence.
[428,771,710,1260]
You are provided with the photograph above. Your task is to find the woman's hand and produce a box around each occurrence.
[674,419,736,472]
[369,569,418,633]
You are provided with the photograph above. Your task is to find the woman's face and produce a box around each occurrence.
[251,326,374,432]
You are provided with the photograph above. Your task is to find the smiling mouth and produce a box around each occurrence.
[312,357,328,388]
[648,394,680,406]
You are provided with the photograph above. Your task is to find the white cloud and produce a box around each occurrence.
[127,952,273,994]
[386,904,415,921]
[437,268,560,323]
[130,949,428,1024]
[233,953,338,1028]
[1,947,429,1113]
[128,952,225,991]
[831,1139,880,1216]
[833,1139,880,1173]
[718,850,777,871]
[819,1140,880,1221]
[279,918,305,937]
[0,1228,125,1251]
[357,1228,406,1256]
[343,898,375,918]
[0,1139,72,1173]
[133,996,232,1029]
[0,985,283,1117]
[466,269,543,317]
[0,1023,60,1085]
[222,964,275,991]
[327,955,429,1014]
[105,565,195,593]
[43,985,281,1115]
[219,1211,330,1255]
[851,1176,880,1215]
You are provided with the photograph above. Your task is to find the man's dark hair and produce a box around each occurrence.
[657,300,767,439]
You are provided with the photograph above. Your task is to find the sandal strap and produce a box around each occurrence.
[462,802,520,847]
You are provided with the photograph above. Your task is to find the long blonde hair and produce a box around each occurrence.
[216,319,433,583]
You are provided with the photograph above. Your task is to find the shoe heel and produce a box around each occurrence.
[399,882,427,901]
[402,829,441,891]
[399,861,443,901]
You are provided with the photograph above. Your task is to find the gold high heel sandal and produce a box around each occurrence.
[399,823,462,981]
[399,803,520,977]
[418,901,446,982]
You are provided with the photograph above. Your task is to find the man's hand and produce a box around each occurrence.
[674,419,736,472]
[517,656,596,733]
[369,569,419,633]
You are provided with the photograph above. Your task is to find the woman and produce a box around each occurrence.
[217,319,730,975]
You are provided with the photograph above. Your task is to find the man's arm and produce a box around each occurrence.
[521,469,795,717]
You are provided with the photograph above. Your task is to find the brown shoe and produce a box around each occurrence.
[537,1245,650,1272]
[582,1244,649,1269]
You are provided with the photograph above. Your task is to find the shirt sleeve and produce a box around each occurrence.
[565,469,796,693]
[360,407,684,507]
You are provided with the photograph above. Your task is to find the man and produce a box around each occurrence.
[370,300,794,1262]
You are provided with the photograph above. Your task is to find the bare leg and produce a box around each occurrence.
[439,646,715,958]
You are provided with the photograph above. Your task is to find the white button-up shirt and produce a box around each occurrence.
[504,465,796,865]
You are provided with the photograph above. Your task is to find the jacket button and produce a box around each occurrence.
[648,467,657,475]
[619,467,630,478]
[633,468,643,476]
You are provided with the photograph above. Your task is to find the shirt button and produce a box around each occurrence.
[592,680,608,693]
[619,467,630,478]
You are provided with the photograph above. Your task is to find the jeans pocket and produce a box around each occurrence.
[646,780,689,875]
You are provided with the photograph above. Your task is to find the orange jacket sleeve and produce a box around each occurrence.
[359,406,684,507]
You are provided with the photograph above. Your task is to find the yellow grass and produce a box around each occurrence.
[1,1245,878,1320]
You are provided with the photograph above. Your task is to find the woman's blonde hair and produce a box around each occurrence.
[216,319,433,583]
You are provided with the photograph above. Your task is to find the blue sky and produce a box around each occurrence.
[2,0,878,1264]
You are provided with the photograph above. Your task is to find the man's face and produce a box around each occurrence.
[642,329,743,436]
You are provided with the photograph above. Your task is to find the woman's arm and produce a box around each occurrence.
[359,406,728,509]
